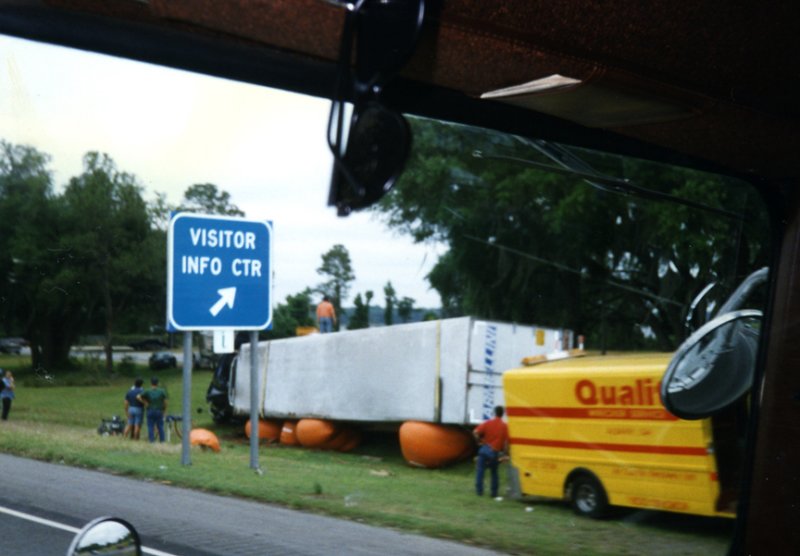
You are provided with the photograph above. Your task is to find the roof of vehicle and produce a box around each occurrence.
[1,0,797,183]
[510,352,673,375]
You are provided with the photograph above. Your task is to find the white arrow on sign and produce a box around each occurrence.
[209,287,237,317]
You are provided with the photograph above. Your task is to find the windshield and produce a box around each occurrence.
[0,33,770,555]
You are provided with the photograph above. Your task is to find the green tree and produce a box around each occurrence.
[179,183,244,216]
[397,296,415,323]
[267,289,315,339]
[62,152,161,371]
[0,141,62,368]
[377,118,769,350]
[422,310,439,321]
[316,244,355,332]
[287,289,315,327]
[0,146,163,370]
[147,191,173,231]
[112,227,166,336]
[383,281,396,325]
[348,290,373,330]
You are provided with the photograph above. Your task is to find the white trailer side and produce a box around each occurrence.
[231,317,569,425]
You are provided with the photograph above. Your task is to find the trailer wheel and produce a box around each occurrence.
[570,474,609,518]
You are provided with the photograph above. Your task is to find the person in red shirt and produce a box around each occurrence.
[316,296,337,333]
[474,405,509,498]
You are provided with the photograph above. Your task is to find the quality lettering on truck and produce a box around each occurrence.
[574,377,661,407]
[503,353,745,518]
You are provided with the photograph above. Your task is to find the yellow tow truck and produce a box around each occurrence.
[504,270,764,518]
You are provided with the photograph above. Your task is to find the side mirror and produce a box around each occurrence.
[661,309,761,420]
[684,281,718,335]
[67,517,141,556]
[713,267,768,316]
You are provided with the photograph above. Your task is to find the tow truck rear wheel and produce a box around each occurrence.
[570,474,609,518]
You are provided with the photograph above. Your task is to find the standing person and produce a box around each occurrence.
[316,295,337,333]
[123,378,145,440]
[474,405,509,498]
[138,376,168,443]
[1,370,14,421]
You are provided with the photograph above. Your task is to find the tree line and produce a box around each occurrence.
[2,123,771,370]
[0,142,257,370]
[0,144,163,370]
[375,118,770,352]
[0,141,422,370]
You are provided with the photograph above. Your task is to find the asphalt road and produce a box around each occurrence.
[0,506,75,555]
[0,453,501,556]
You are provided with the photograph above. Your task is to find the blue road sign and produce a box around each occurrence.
[167,213,272,331]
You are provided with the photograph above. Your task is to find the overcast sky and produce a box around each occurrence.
[0,34,445,308]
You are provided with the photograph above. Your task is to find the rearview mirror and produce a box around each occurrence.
[661,309,761,420]
[67,517,141,556]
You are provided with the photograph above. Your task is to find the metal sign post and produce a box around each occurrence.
[166,213,273,469]
[250,330,260,470]
[181,332,192,466]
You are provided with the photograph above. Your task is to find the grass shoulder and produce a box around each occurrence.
[0,355,733,555]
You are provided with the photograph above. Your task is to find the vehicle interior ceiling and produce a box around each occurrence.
[2,0,799,551]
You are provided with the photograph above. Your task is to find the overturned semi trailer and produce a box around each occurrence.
[227,317,572,426]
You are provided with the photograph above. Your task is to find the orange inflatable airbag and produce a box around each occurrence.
[399,421,475,468]
[245,418,282,443]
[190,428,221,453]
[332,428,362,452]
[294,419,362,451]
[296,419,339,447]
[279,420,300,445]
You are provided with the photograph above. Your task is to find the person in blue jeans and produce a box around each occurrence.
[1,370,15,421]
[138,376,168,443]
[474,406,509,498]
[316,296,337,333]
[123,378,145,440]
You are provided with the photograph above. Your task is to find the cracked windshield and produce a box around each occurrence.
[0,34,769,555]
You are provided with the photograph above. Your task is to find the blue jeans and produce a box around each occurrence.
[475,444,500,496]
[146,409,165,442]
[127,406,143,426]
[1,397,11,420]
[319,317,333,333]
